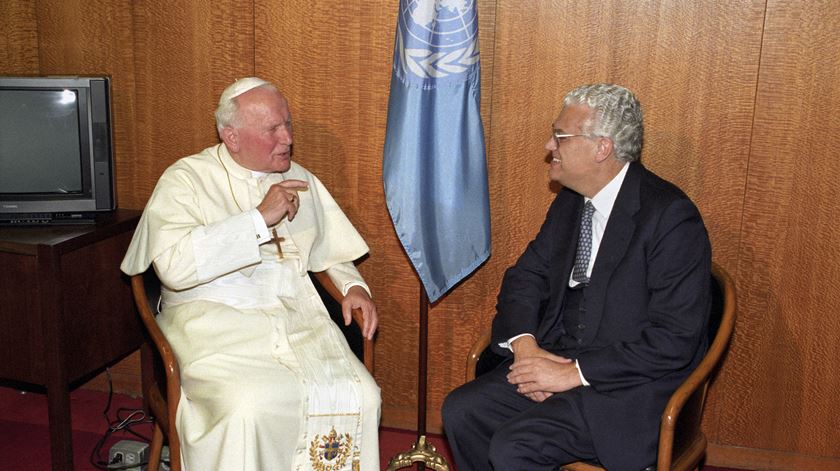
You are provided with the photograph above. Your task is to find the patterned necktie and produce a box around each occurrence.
[572,201,596,284]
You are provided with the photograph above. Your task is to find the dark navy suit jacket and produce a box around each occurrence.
[491,162,711,470]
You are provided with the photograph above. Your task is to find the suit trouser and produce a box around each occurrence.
[442,360,597,471]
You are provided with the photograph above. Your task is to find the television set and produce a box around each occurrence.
[0,75,115,225]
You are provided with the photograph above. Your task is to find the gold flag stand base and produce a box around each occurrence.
[386,435,450,471]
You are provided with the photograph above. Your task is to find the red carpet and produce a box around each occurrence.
[0,387,154,471]
[0,386,743,470]
[0,386,451,470]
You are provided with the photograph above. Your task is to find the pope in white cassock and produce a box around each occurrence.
[121,77,381,471]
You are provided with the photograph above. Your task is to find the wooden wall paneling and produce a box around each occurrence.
[128,0,256,209]
[625,1,766,271]
[708,443,840,471]
[81,349,143,396]
[34,0,139,210]
[253,1,392,222]
[714,0,840,463]
[0,0,39,75]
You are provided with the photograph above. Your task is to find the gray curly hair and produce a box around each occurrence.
[563,84,644,163]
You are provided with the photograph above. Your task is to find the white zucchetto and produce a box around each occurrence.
[219,77,271,104]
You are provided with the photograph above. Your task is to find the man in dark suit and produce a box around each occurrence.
[442,84,711,470]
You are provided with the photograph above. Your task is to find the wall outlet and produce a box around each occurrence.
[108,440,148,470]
[108,440,170,471]
[159,445,170,471]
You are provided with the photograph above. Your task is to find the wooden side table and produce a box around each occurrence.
[0,209,143,471]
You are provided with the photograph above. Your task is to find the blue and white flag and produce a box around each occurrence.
[383,0,491,303]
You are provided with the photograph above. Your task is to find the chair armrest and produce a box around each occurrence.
[561,461,606,470]
[130,273,182,460]
[466,327,492,382]
[656,262,737,469]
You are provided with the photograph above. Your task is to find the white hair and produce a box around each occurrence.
[564,83,644,163]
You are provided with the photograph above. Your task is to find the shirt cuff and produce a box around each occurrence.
[575,359,590,386]
[250,209,271,244]
[342,280,371,298]
[499,333,535,351]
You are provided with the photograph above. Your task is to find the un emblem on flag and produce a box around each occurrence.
[397,0,479,81]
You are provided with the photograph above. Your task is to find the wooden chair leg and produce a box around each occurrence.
[147,422,164,471]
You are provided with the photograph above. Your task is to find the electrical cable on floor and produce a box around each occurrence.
[88,368,157,470]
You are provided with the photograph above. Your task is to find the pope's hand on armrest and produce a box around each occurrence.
[341,285,378,340]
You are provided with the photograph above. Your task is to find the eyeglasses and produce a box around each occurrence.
[552,129,595,146]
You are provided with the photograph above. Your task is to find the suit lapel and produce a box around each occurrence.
[581,163,643,343]
[537,190,583,343]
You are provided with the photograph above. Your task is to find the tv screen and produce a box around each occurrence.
[0,88,84,194]
[0,76,115,225]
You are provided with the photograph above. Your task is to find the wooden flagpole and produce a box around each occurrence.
[386,286,450,471]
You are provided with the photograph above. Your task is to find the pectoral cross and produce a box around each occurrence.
[271,228,285,260]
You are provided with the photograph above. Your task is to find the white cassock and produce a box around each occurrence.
[121,143,380,471]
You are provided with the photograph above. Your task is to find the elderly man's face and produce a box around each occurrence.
[545,104,599,191]
[229,87,293,173]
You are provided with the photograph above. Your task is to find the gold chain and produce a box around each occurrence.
[214,144,244,212]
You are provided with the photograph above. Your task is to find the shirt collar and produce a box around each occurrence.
[586,162,630,219]
[215,143,253,180]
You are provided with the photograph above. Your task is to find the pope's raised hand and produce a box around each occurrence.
[257,179,309,226]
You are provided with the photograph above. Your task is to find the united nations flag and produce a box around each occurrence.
[383,0,490,303]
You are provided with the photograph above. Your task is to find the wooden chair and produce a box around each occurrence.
[464,263,736,471]
[131,269,374,471]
